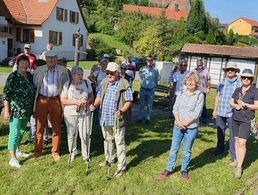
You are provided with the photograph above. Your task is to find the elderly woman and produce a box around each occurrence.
[230,69,258,179]
[160,72,204,181]
[3,54,35,168]
[61,66,94,161]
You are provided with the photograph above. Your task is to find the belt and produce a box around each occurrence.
[38,94,60,100]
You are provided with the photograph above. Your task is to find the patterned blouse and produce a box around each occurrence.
[3,71,35,119]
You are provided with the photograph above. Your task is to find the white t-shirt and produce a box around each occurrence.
[173,70,189,95]
[61,79,92,116]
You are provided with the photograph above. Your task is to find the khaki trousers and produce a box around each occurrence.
[35,96,62,156]
[101,126,126,171]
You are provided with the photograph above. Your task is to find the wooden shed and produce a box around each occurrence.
[181,43,258,87]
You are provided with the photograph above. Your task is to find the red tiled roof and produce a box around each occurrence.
[181,43,258,59]
[123,4,188,21]
[239,17,258,27]
[2,0,58,25]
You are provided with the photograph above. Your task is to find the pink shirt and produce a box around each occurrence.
[193,67,211,94]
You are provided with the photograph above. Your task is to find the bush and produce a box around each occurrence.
[88,37,116,61]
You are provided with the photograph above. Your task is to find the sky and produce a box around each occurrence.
[203,0,258,24]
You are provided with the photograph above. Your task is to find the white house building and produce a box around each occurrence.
[181,43,258,87]
[0,0,88,62]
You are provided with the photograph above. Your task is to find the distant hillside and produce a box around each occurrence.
[87,33,139,57]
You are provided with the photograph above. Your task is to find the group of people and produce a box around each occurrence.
[160,59,258,181]
[2,46,258,180]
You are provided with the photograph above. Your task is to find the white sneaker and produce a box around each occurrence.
[9,158,21,168]
[16,150,30,158]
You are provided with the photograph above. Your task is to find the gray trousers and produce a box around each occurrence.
[64,114,90,159]
[101,126,126,171]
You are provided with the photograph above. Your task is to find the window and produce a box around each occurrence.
[56,7,67,21]
[70,11,79,24]
[16,28,34,43]
[49,31,62,45]
[72,34,83,47]
[16,28,21,42]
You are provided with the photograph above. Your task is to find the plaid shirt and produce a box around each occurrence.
[97,80,133,126]
[217,76,241,117]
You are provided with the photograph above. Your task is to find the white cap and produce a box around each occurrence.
[103,54,109,58]
[24,44,31,49]
[106,62,119,72]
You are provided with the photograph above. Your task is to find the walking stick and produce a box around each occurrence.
[68,109,80,166]
[106,117,118,180]
[86,111,94,175]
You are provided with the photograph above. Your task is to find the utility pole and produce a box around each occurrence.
[74,28,81,66]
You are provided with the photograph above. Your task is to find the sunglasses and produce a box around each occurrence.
[180,64,187,67]
[241,76,252,80]
[120,67,127,70]
[106,72,115,76]
[226,68,236,72]
[146,59,153,62]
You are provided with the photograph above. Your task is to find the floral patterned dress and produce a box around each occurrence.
[3,71,35,119]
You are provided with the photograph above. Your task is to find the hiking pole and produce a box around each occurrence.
[68,108,80,166]
[106,117,117,180]
[86,111,94,175]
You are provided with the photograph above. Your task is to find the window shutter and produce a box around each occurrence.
[72,34,75,46]
[76,12,79,24]
[59,32,62,45]
[65,9,68,21]
[69,11,72,22]
[29,29,35,43]
[56,7,59,20]
[16,28,21,42]
[80,34,83,46]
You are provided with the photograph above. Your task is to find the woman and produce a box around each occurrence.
[3,54,35,168]
[230,69,258,179]
[61,66,94,162]
[160,72,204,181]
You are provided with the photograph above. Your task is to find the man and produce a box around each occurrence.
[40,43,54,61]
[33,50,68,161]
[90,62,133,177]
[13,44,37,73]
[137,56,160,124]
[124,55,136,83]
[192,58,211,124]
[169,60,188,117]
[212,63,241,164]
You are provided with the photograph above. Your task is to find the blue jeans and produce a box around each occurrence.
[166,124,198,172]
[216,116,236,160]
[138,88,155,120]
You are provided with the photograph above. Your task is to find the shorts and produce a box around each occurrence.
[232,119,250,139]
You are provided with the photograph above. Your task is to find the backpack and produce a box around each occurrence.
[67,79,89,90]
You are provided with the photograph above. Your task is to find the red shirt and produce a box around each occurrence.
[16,53,37,71]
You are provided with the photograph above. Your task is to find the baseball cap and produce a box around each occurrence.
[24,44,31,49]
[106,62,119,72]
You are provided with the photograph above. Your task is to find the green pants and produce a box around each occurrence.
[8,117,28,151]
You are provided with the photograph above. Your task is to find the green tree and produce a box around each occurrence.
[185,0,208,34]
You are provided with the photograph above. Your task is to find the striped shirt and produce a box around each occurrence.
[97,80,133,126]
[217,76,241,117]
[173,89,204,128]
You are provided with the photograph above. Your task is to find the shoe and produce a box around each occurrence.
[235,167,242,179]
[16,150,30,158]
[181,171,189,182]
[99,160,109,167]
[145,120,150,125]
[113,169,126,177]
[159,169,173,179]
[230,160,238,168]
[9,158,21,168]
[52,154,60,162]
[68,154,75,163]
[23,140,33,145]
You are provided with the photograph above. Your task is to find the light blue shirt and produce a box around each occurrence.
[139,66,159,89]
[173,70,189,95]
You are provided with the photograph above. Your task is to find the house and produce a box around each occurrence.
[181,43,258,87]
[149,0,191,10]
[123,4,189,21]
[0,0,88,62]
[228,17,258,37]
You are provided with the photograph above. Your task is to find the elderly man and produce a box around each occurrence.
[212,63,241,164]
[192,58,211,124]
[33,50,68,161]
[137,56,160,124]
[90,62,133,177]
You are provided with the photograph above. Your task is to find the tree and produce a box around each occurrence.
[185,0,208,34]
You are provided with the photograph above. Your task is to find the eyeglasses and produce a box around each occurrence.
[241,76,252,80]
[120,68,127,70]
[106,72,115,76]
[226,68,235,72]
[180,64,187,67]
[146,59,153,62]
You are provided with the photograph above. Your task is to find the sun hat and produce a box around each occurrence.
[222,62,240,73]
[106,62,119,72]
[240,69,254,77]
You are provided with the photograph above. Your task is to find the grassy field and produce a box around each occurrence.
[88,33,139,57]
[0,86,258,194]
[0,66,12,74]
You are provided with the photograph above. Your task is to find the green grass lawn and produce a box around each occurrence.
[0,88,258,194]
[67,60,97,70]
[88,33,139,57]
[0,66,12,74]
